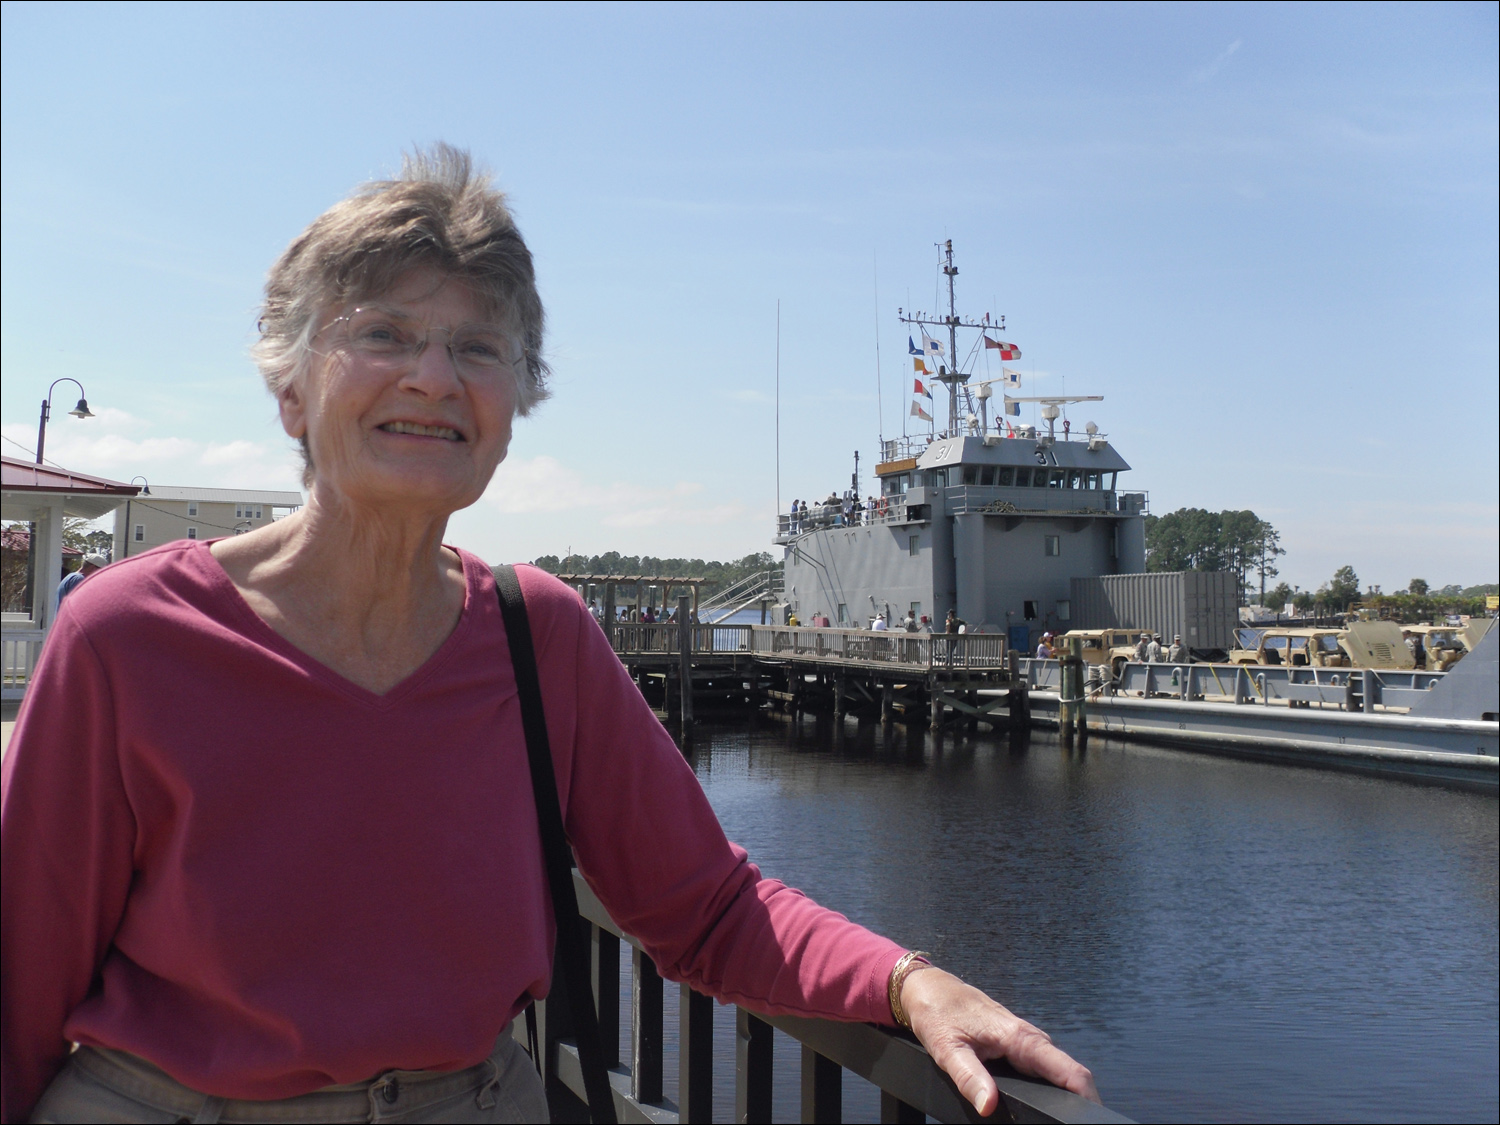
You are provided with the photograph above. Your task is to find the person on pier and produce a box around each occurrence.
[1,146,1098,1125]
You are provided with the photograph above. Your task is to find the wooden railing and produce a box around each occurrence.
[747,627,1010,672]
[608,624,1011,674]
[524,871,1131,1124]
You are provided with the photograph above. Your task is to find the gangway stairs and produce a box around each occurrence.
[699,569,783,624]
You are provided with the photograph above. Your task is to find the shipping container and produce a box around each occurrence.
[1070,571,1238,650]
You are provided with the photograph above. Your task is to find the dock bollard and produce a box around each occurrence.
[1069,636,1087,742]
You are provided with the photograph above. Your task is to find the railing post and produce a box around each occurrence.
[678,593,694,738]
[879,1090,924,1124]
[679,984,714,1124]
[631,947,663,1105]
[801,1045,842,1123]
[603,582,616,649]
[735,1008,773,1124]
[591,924,620,1069]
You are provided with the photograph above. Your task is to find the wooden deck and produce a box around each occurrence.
[606,622,1028,732]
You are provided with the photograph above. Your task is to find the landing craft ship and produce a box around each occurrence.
[777,241,1148,651]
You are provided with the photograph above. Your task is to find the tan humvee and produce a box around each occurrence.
[1338,620,1416,670]
[1405,618,1495,670]
[1060,629,1151,676]
[1228,627,1350,668]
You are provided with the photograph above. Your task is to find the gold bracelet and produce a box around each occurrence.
[888,950,933,1029]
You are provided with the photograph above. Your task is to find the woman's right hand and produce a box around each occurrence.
[901,966,1100,1117]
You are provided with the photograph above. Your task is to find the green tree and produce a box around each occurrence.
[1407,578,1429,596]
[1144,508,1222,571]
[1263,581,1294,611]
[1320,565,1360,611]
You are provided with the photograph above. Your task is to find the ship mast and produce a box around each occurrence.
[897,240,1001,438]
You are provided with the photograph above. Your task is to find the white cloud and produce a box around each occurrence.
[2,413,302,493]
[482,454,743,530]
[1190,39,1243,83]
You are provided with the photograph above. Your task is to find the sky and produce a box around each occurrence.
[3,2,1496,593]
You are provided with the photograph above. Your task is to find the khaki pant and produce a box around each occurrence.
[30,1025,548,1123]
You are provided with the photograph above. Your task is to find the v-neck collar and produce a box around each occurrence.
[193,539,480,709]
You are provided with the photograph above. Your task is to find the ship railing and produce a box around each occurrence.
[523,868,1129,1125]
[776,498,911,540]
[942,488,1148,517]
[1019,659,1447,711]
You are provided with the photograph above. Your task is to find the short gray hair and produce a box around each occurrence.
[253,145,549,478]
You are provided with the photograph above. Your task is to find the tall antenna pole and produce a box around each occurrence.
[873,251,884,451]
[942,239,960,434]
[775,300,781,520]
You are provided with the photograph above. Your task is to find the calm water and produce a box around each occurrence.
[638,714,1498,1124]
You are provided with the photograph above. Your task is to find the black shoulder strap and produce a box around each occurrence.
[493,565,618,1125]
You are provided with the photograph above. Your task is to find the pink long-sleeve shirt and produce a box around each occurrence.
[1,543,904,1122]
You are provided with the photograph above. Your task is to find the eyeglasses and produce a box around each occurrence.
[317,306,524,376]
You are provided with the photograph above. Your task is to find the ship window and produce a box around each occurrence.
[980,466,995,485]
[962,466,978,485]
[1024,600,1039,620]
[1056,599,1071,621]
[1066,470,1081,489]
[1048,471,1064,489]
[908,535,920,557]
[1033,470,1048,487]
[999,467,1015,486]
[837,604,849,625]
[910,602,922,619]
[1108,472,1118,490]
[1084,472,1100,490]
[1044,535,1061,556]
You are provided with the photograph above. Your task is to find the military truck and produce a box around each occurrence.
[1405,618,1496,670]
[1061,628,1164,678]
[1228,627,1350,668]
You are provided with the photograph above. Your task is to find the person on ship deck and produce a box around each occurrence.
[0,146,1098,1124]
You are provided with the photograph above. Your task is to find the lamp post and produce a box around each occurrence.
[122,477,150,560]
[36,378,95,465]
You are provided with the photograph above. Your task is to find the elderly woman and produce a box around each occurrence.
[0,148,1096,1124]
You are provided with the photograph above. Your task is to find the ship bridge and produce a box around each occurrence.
[777,430,1147,641]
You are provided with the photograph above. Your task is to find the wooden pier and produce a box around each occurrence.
[602,617,1029,735]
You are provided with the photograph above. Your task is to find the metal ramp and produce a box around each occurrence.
[698,569,783,624]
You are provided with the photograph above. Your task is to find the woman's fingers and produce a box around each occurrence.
[903,968,1102,1112]
[925,1037,1000,1117]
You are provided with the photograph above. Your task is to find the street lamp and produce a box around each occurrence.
[36,378,94,465]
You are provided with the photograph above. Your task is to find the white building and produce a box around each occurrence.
[113,485,303,560]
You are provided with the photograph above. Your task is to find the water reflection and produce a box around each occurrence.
[681,712,1498,1123]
